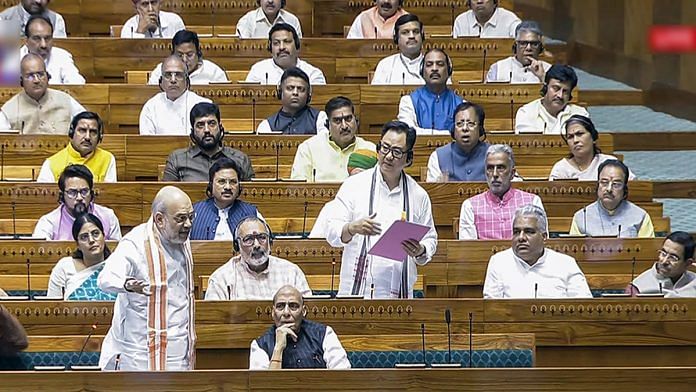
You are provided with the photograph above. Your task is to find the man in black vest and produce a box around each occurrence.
[249,285,351,369]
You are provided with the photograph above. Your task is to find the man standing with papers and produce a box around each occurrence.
[325,121,438,298]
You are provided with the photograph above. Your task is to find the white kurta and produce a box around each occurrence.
[325,167,438,298]
[486,56,551,84]
[632,265,696,298]
[98,223,194,370]
[371,53,424,85]
[514,98,589,135]
[235,8,303,38]
[452,7,520,38]
[549,153,637,181]
[148,59,228,85]
[483,248,593,299]
[245,58,327,85]
[120,11,185,38]
[19,46,85,85]
[139,90,212,135]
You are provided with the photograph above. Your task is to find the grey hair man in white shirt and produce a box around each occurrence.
[486,20,551,84]
[236,0,303,39]
[452,0,520,38]
[121,0,185,38]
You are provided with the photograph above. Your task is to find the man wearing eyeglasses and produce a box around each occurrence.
[325,120,438,298]
[628,231,696,297]
[32,164,122,240]
[121,0,185,39]
[204,217,311,300]
[99,186,196,371]
[20,15,84,84]
[290,96,375,182]
[570,159,654,238]
[452,0,520,38]
[139,55,211,135]
[0,53,85,133]
[486,21,550,84]
[250,285,350,369]
[0,0,67,38]
[163,102,254,182]
[147,30,228,85]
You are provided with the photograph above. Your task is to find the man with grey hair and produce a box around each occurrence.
[139,55,211,135]
[459,144,544,239]
[483,204,592,299]
[98,185,197,370]
[486,21,551,83]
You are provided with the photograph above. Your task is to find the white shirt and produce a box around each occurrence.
[236,8,303,38]
[204,255,311,300]
[36,154,117,183]
[148,59,228,85]
[120,11,185,38]
[486,56,551,84]
[249,325,351,369]
[452,7,521,38]
[256,109,329,135]
[483,248,593,299]
[549,153,637,181]
[245,58,326,85]
[632,265,696,298]
[397,94,456,135]
[214,207,233,240]
[515,98,589,135]
[19,46,85,85]
[325,167,438,298]
[372,53,424,85]
[0,5,67,38]
[139,90,211,135]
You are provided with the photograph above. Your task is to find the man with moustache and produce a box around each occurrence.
[347,0,408,39]
[163,102,254,181]
[236,0,303,39]
[121,0,185,39]
[486,21,551,84]
[99,186,196,371]
[32,164,122,240]
[570,159,654,238]
[250,285,351,369]
[515,64,588,134]
[204,217,311,300]
[0,0,67,38]
[483,204,592,299]
[290,96,375,182]
[371,14,425,85]
[20,15,84,84]
[398,48,464,135]
[452,0,520,38]
[37,111,117,182]
[0,53,85,133]
[459,144,544,240]
[148,30,228,85]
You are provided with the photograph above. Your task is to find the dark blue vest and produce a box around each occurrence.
[435,141,489,181]
[410,86,463,131]
[190,198,258,240]
[257,319,328,369]
[267,106,320,134]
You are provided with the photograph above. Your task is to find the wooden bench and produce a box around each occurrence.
[124,70,249,84]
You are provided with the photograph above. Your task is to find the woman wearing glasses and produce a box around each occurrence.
[47,213,117,300]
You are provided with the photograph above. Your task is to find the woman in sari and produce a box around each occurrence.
[47,213,117,301]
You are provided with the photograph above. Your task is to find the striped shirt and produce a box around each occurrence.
[459,188,544,239]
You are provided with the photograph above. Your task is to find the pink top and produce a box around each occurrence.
[470,188,538,239]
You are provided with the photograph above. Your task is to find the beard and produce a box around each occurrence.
[246,248,269,268]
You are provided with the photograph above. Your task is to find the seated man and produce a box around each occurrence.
[0,304,29,366]
[371,14,424,85]
[256,67,328,134]
[515,64,588,134]
[163,102,254,181]
[291,96,375,182]
[483,205,592,299]
[459,144,544,239]
[205,217,311,300]
[398,48,463,134]
[453,0,520,38]
[1,0,67,37]
[190,158,261,240]
[347,0,408,39]
[236,0,303,39]
[37,111,117,182]
[121,0,185,38]
[486,21,550,84]
[245,23,325,85]
[32,164,121,240]
[249,285,351,369]
[20,15,85,84]
[148,30,228,85]
[0,53,85,133]
[570,159,654,237]
[139,55,211,135]
[629,231,696,297]
[427,102,489,182]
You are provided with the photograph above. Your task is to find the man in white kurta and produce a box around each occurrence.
[98,186,196,371]
[325,122,437,298]
[486,21,550,84]
[629,232,696,298]
[236,1,303,39]
[21,15,85,84]
[452,1,520,38]
[121,1,185,38]
[0,1,67,38]
[371,14,424,85]
[147,30,228,85]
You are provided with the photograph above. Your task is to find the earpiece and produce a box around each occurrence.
[393,20,425,45]
[19,77,23,87]
[232,217,274,253]
[277,81,312,105]
[420,49,453,78]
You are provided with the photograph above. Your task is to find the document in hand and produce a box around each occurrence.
[368,220,430,261]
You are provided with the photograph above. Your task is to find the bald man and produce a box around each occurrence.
[98,186,197,371]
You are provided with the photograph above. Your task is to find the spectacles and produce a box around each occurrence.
[516,40,542,49]
[171,213,195,224]
[274,301,301,311]
[215,178,237,187]
[658,249,681,263]
[162,71,186,81]
[240,233,269,246]
[194,119,219,130]
[598,180,624,190]
[77,229,102,243]
[24,71,48,82]
[378,143,407,159]
[455,121,478,130]
[64,188,90,199]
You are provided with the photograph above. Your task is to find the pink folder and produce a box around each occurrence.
[367,220,430,261]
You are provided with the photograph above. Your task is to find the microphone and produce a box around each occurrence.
[26,258,31,300]
[1,143,4,181]
[659,282,663,294]
[476,24,481,38]
[130,26,134,39]
[583,207,588,235]
[20,121,24,134]
[227,284,232,300]
[450,4,455,27]
[301,201,308,239]
[445,309,452,363]
[402,72,405,85]
[468,312,473,368]
[617,224,622,238]
[508,69,513,83]
[312,168,316,182]
[480,49,487,82]
[630,257,636,283]
[330,258,336,299]
[114,354,121,371]
[534,283,538,299]
[370,283,375,299]
[252,97,257,133]
[71,323,98,369]
[421,323,427,367]
[265,72,268,85]
[509,99,514,131]
[12,201,18,239]
[211,1,216,37]
[374,26,378,39]
[274,143,280,181]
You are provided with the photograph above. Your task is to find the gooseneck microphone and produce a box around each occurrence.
[630,257,636,284]
[12,201,18,239]
[26,258,31,300]
[468,312,473,368]
[509,99,514,131]
[421,323,427,367]
[480,48,487,83]
[301,201,308,238]
[330,258,336,299]
[72,323,98,369]
[274,143,280,181]
[534,283,538,299]
[445,309,453,364]
[252,97,257,133]
[1,143,5,181]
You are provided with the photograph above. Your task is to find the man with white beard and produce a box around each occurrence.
[204,216,312,300]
